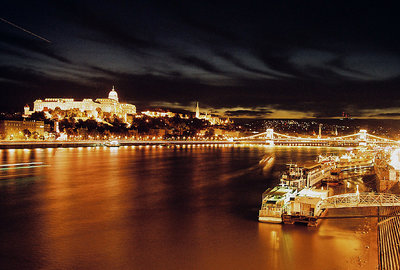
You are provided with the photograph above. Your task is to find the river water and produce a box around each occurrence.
[0,146,378,269]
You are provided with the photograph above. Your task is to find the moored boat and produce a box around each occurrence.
[336,151,374,170]
[104,140,120,147]
[258,185,297,223]
[259,155,335,224]
[282,188,329,226]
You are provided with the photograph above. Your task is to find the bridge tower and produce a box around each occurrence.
[266,128,274,146]
[318,124,322,139]
[358,129,367,146]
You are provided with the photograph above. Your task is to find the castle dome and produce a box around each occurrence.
[108,86,119,102]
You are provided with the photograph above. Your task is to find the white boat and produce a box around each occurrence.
[280,161,334,189]
[280,164,307,188]
[258,185,297,223]
[305,163,335,187]
[259,156,335,224]
[336,151,374,170]
[282,188,329,226]
[104,140,120,147]
[259,155,275,169]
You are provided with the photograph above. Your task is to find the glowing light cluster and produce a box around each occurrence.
[389,148,400,170]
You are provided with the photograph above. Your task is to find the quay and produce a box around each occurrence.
[378,207,400,270]
[0,140,233,149]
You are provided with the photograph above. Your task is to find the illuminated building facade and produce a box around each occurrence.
[141,111,176,118]
[24,87,136,121]
[0,120,46,140]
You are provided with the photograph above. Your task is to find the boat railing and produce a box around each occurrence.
[289,210,315,217]
[259,209,282,217]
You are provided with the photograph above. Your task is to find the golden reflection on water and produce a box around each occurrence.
[0,146,377,269]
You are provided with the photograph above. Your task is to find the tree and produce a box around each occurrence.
[29,111,46,121]
[32,131,39,140]
[23,129,31,138]
[96,107,103,119]
[205,128,215,137]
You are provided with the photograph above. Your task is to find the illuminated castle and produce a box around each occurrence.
[24,86,136,121]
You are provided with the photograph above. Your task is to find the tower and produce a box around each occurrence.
[266,128,274,146]
[318,124,322,139]
[195,102,200,118]
[108,86,119,102]
[24,105,30,116]
[359,129,367,146]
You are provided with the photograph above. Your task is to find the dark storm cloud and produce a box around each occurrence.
[2,0,400,117]
[326,56,371,79]
[175,55,224,74]
[225,109,273,118]
[86,65,209,104]
[0,47,28,59]
[0,31,71,64]
[373,113,400,117]
[169,8,241,45]
[0,65,98,111]
[2,60,400,118]
[215,51,279,78]
[49,1,162,51]
[84,65,400,118]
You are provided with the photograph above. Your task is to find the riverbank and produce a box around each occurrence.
[0,140,235,149]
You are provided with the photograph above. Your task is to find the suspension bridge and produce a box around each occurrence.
[234,129,399,147]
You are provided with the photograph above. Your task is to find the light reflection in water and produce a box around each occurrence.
[0,146,378,269]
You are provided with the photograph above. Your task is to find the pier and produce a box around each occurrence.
[0,140,233,149]
[282,192,400,227]
[378,207,400,270]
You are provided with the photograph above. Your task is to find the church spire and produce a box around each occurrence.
[195,101,200,118]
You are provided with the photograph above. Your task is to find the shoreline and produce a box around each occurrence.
[0,140,235,149]
[0,140,359,149]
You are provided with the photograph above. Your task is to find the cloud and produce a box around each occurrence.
[215,51,278,78]
[371,112,400,118]
[224,109,273,118]
[50,1,163,52]
[0,31,71,64]
[2,0,400,118]
[0,66,91,111]
[174,55,225,74]
[0,46,30,59]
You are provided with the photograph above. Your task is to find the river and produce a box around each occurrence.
[0,145,378,269]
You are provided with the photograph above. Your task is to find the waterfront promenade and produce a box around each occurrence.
[0,140,234,149]
[378,207,400,270]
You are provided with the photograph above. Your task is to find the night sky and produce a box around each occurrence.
[1,1,400,118]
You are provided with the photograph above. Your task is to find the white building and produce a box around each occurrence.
[141,111,176,118]
[24,87,136,121]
